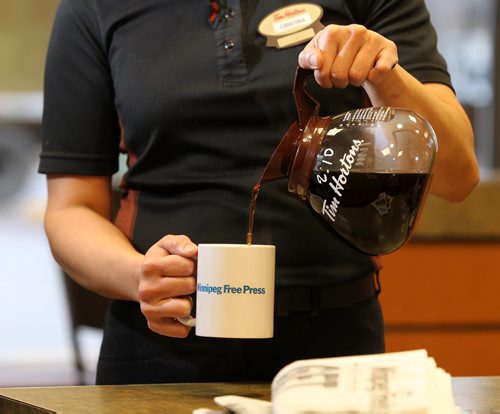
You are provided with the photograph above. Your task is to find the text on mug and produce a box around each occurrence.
[197,283,266,295]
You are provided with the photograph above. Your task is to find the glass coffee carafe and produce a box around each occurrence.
[257,67,438,255]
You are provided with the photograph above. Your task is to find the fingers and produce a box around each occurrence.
[141,296,194,338]
[298,46,322,70]
[140,278,195,338]
[298,24,398,89]
[157,234,198,257]
[147,234,197,258]
[319,24,363,88]
[140,233,197,298]
[367,48,398,85]
[142,252,196,279]
[138,271,196,302]
[147,316,192,338]
[138,234,198,338]
[148,318,191,338]
[141,296,193,319]
[139,273,196,338]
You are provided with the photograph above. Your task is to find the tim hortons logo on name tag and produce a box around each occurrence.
[258,3,324,49]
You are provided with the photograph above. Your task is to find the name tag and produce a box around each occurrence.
[258,3,324,49]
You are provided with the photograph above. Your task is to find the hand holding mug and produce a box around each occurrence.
[138,234,197,338]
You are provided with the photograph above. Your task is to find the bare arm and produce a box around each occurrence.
[299,24,480,202]
[44,175,196,337]
[45,175,143,300]
[363,67,478,203]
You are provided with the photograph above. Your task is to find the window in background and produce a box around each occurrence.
[426,0,497,171]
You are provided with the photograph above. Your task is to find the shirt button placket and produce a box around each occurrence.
[212,0,248,86]
[223,38,235,51]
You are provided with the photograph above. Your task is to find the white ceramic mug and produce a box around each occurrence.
[178,243,276,338]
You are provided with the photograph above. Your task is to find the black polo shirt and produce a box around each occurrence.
[40,0,451,286]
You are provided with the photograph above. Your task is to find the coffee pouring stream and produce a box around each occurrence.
[249,67,438,255]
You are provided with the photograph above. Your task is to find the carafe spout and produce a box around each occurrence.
[258,122,301,184]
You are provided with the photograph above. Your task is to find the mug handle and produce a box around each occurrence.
[176,295,196,327]
[176,315,196,327]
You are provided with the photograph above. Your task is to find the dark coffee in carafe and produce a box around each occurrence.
[308,171,431,255]
[247,67,437,255]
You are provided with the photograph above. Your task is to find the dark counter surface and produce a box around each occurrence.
[1,377,500,413]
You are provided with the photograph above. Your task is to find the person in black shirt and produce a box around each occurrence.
[39,0,479,384]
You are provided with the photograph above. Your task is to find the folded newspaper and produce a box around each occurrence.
[194,349,463,414]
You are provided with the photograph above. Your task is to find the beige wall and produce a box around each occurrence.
[0,0,60,91]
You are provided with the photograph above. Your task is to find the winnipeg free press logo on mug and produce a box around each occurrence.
[197,283,266,295]
[190,244,275,338]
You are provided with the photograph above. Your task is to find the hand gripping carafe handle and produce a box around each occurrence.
[294,67,373,117]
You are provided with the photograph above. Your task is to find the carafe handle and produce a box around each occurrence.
[293,67,319,130]
[293,67,373,128]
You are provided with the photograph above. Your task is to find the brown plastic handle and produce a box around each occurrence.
[293,67,320,130]
[256,67,321,184]
[293,67,373,121]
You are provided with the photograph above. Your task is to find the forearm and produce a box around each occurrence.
[45,204,143,301]
[363,65,480,202]
[43,174,198,338]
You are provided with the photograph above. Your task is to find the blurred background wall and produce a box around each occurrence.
[381,0,500,377]
[0,0,101,386]
[0,1,58,91]
[0,0,499,387]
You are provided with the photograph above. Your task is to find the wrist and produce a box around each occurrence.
[363,65,413,107]
[130,252,145,302]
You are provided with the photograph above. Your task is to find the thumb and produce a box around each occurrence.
[157,234,198,257]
